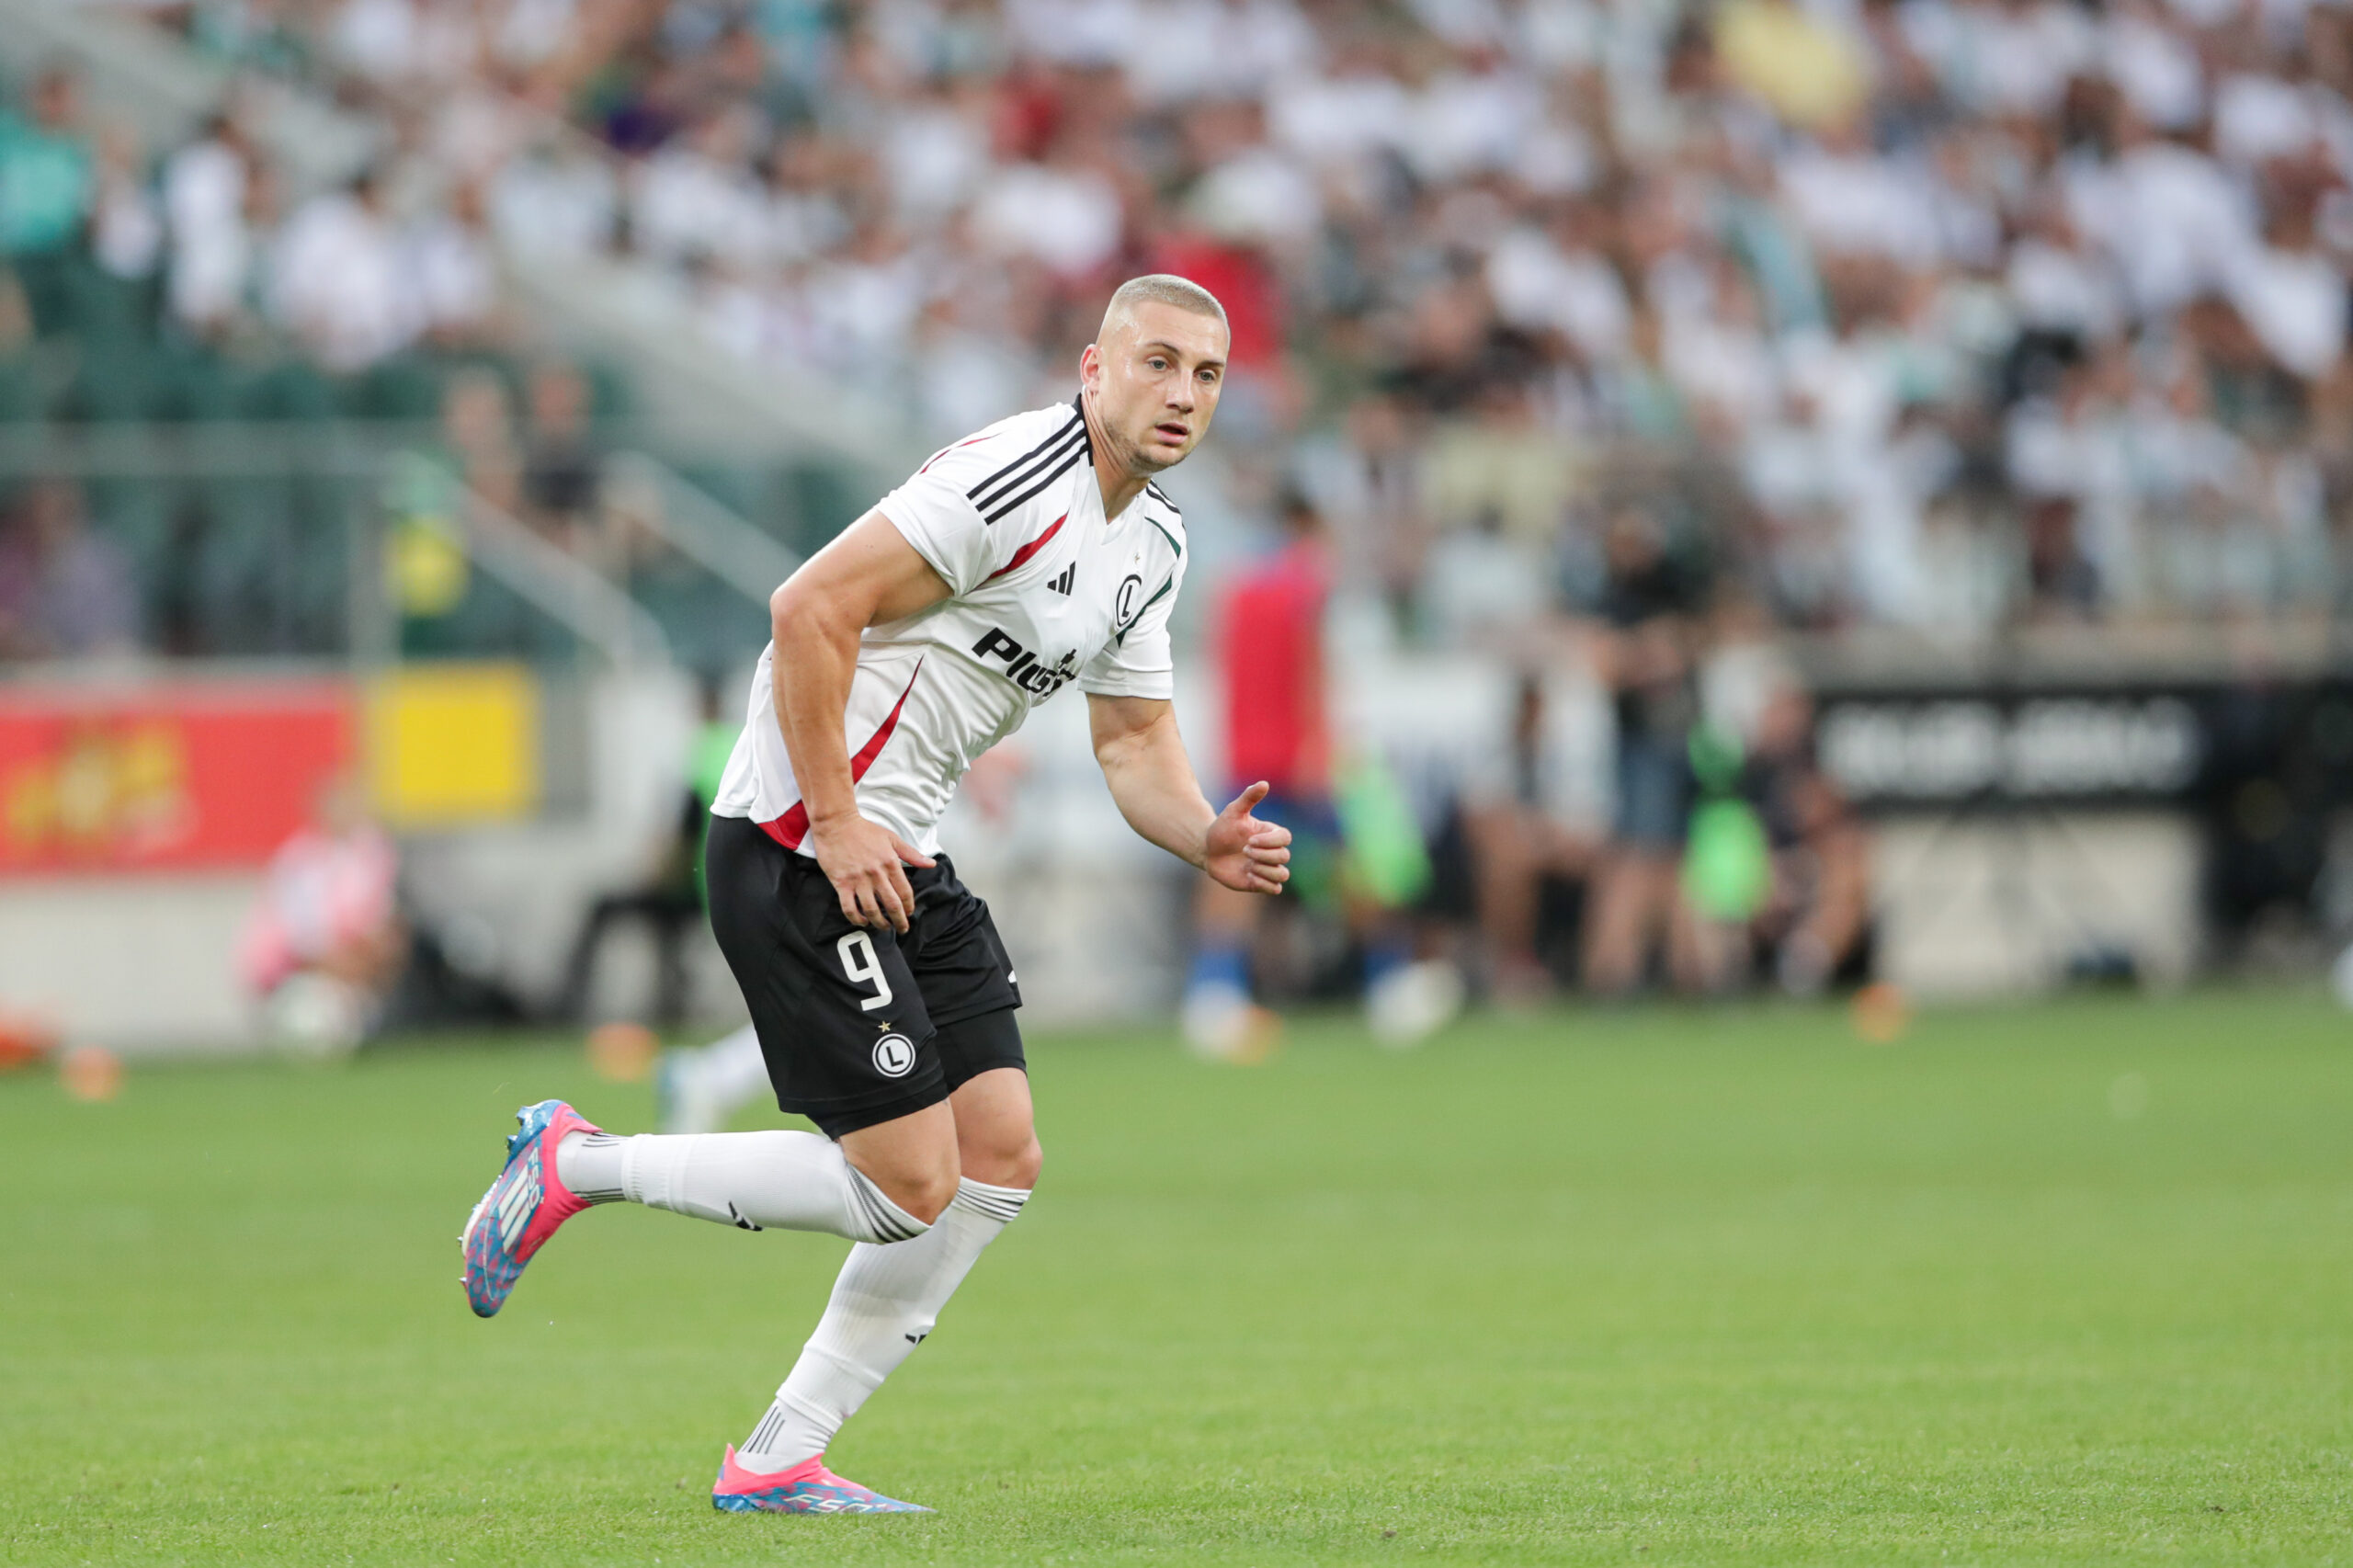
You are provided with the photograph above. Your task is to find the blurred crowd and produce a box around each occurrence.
[0,54,665,659]
[0,0,2344,652]
[0,62,504,373]
[124,0,2353,642]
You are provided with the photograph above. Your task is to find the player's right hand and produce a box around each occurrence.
[807,812,936,932]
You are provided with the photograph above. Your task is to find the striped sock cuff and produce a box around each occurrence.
[566,1132,628,1204]
[950,1177,1030,1226]
[843,1164,929,1244]
[744,1401,790,1455]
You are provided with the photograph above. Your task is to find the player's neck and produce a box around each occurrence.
[1079,392,1152,521]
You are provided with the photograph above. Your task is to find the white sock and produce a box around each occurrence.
[555,1130,926,1244]
[736,1176,1029,1472]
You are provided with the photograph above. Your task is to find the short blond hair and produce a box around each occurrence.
[1098,274,1228,341]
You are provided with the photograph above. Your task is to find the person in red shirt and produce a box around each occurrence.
[1184,493,1459,1052]
[1222,495,1332,804]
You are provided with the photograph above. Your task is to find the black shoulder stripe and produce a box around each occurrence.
[972,425,1085,516]
[982,445,1088,525]
[969,416,1083,512]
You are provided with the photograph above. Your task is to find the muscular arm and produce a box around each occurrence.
[1087,694,1290,893]
[768,509,953,930]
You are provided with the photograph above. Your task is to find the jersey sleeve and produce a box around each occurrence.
[878,449,997,597]
[1081,550,1187,701]
[880,410,1086,596]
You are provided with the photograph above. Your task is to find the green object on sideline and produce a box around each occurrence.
[1335,752,1431,910]
[689,716,738,911]
[690,719,737,811]
[1683,796,1772,921]
[1682,721,1771,921]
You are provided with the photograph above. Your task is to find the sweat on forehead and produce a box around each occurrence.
[1097,275,1228,344]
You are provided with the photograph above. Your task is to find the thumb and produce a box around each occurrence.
[1226,780,1270,818]
[892,835,937,868]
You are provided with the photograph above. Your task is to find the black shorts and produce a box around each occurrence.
[704,812,1025,1138]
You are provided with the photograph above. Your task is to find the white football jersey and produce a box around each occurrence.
[711,395,1188,856]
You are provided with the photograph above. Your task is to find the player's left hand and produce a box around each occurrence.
[1204,781,1291,895]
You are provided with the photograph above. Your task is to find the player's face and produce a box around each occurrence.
[1086,303,1229,473]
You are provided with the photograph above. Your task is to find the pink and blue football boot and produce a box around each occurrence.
[711,1448,930,1514]
[460,1098,599,1318]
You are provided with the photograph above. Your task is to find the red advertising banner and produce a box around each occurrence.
[0,678,357,875]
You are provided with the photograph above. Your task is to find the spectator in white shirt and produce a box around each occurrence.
[489,132,620,258]
[1782,124,1946,270]
[2105,0,2205,132]
[1266,40,1414,172]
[89,125,162,282]
[407,181,500,347]
[268,166,417,372]
[972,143,1125,277]
[631,107,772,271]
[1486,199,1633,366]
[164,112,256,335]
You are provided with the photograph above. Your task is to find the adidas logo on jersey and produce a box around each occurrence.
[972,627,1079,699]
[1048,564,1074,595]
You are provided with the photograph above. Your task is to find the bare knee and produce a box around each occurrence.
[956,1096,1042,1188]
[948,1063,1040,1191]
[839,1102,962,1226]
[870,1162,960,1227]
[964,1132,1042,1192]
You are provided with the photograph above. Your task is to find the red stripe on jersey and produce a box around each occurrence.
[919,435,991,474]
[760,661,925,851]
[985,513,1067,582]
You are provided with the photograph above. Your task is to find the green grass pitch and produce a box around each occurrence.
[4,991,2350,1565]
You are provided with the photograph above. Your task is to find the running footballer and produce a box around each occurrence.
[459,276,1290,1514]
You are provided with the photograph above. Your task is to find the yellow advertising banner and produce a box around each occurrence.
[365,664,539,827]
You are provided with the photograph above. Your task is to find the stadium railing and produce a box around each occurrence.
[0,420,813,672]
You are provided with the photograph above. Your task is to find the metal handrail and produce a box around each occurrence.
[608,451,801,612]
[0,422,674,668]
[454,490,672,670]
[0,423,417,477]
